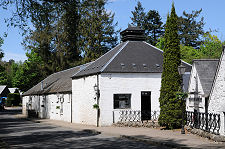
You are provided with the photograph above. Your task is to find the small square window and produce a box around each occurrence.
[114,94,131,109]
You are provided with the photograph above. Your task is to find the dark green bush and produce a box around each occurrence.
[6,93,21,107]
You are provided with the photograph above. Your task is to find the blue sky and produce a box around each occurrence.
[1,0,225,62]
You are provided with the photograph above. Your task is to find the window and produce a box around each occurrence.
[114,94,131,109]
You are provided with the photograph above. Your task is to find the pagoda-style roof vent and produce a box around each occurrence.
[120,24,145,42]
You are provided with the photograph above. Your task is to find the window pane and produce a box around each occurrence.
[114,94,131,109]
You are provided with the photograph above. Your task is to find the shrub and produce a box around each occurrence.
[6,93,21,107]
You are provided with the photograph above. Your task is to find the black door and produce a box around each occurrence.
[141,91,151,121]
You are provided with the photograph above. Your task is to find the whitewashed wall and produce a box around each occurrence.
[22,93,72,122]
[186,64,205,113]
[22,96,29,115]
[209,51,225,136]
[49,94,72,122]
[72,75,98,125]
[99,73,161,126]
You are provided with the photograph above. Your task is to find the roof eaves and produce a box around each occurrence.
[100,41,129,72]
[71,62,93,78]
[72,72,100,79]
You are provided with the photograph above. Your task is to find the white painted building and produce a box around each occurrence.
[186,59,219,113]
[22,64,89,122]
[208,48,225,136]
[72,26,192,126]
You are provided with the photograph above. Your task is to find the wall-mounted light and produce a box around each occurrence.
[93,84,98,92]
[178,65,186,75]
[93,84,100,99]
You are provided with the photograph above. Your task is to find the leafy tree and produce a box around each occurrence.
[159,3,182,129]
[178,9,205,48]
[199,33,223,59]
[12,50,44,92]
[156,37,166,51]
[79,0,118,63]
[131,1,163,45]
[180,45,200,64]
[0,37,7,85]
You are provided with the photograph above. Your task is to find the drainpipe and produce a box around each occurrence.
[71,94,72,123]
[96,74,100,127]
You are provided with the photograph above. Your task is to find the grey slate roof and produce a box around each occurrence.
[72,41,192,78]
[194,59,219,97]
[23,63,90,96]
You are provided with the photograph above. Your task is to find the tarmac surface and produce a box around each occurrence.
[0,107,168,149]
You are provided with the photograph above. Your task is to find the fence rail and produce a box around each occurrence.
[116,110,159,122]
[186,111,220,135]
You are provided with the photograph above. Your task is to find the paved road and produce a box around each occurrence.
[0,108,168,149]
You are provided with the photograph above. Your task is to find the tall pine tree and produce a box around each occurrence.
[178,9,205,48]
[131,1,163,45]
[158,3,182,129]
[144,10,164,45]
[79,0,118,63]
[130,1,145,28]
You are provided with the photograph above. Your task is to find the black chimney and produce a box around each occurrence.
[120,24,145,42]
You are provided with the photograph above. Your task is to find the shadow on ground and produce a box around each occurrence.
[1,108,224,149]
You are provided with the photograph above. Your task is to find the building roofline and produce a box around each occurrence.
[143,41,192,67]
[100,41,129,72]
[193,59,219,62]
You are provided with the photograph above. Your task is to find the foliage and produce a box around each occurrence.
[1,0,119,92]
[155,37,165,51]
[144,10,164,45]
[12,50,44,92]
[0,37,7,85]
[158,3,182,129]
[79,0,118,63]
[130,1,145,28]
[6,93,21,107]
[93,104,99,109]
[199,33,223,59]
[131,1,163,45]
[180,45,200,64]
[178,9,205,48]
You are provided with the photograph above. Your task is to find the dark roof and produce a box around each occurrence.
[194,59,219,97]
[23,64,90,96]
[120,25,145,42]
[72,41,192,78]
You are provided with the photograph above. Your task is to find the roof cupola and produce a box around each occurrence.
[120,24,145,42]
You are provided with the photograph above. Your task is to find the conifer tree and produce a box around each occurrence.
[130,1,145,28]
[158,3,182,129]
[79,0,118,63]
[178,9,205,48]
[131,1,163,45]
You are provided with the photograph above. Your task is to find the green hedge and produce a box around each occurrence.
[6,93,21,107]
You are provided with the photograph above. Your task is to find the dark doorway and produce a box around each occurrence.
[141,91,151,121]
